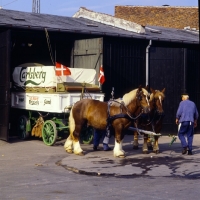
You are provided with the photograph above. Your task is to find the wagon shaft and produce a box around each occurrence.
[128,127,161,136]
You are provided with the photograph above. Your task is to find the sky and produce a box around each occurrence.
[0,0,198,17]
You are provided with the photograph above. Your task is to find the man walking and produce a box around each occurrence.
[176,93,199,155]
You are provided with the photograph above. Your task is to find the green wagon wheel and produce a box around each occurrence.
[42,120,57,146]
[18,115,31,140]
[82,126,94,144]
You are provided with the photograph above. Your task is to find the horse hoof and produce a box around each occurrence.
[133,146,139,150]
[66,150,73,154]
[143,151,148,154]
[153,150,159,154]
[114,152,126,158]
[117,155,126,158]
[76,152,85,156]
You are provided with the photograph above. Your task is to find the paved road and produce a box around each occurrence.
[0,134,200,200]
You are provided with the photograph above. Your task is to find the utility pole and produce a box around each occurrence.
[32,0,40,13]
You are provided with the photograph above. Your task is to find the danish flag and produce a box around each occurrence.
[98,66,105,84]
[55,62,71,76]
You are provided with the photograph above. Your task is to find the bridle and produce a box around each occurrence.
[136,93,165,131]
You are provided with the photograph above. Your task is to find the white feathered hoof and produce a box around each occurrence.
[64,138,73,153]
[74,151,85,156]
[142,150,149,154]
[73,141,84,156]
[153,149,160,154]
[113,150,126,158]
[65,149,73,154]
[153,145,159,154]
[143,143,148,154]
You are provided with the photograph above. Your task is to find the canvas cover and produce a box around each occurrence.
[12,63,97,88]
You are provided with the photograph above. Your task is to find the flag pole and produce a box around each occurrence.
[55,43,56,64]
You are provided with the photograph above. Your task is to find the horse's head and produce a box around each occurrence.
[150,88,165,115]
[136,86,150,114]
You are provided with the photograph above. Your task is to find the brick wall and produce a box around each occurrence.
[115,6,199,30]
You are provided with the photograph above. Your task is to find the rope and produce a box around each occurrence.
[45,28,55,66]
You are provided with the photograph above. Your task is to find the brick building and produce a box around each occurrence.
[115,6,199,30]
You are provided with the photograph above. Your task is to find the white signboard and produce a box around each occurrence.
[11,92,105,113]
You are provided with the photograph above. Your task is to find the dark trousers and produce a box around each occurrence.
[93,129,106,147]
[178,121,194,151]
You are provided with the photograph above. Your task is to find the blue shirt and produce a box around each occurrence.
[176,99,199,123]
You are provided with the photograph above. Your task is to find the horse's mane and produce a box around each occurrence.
[150,90,165,101]
[122,88,149,106]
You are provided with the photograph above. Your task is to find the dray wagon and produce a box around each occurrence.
[11,64,105,146]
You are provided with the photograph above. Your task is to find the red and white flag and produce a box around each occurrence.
[55,62,71,76]
[98,66,105,85]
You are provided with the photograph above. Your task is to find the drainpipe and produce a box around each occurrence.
[146,40,152,87]
[183,48,187,93]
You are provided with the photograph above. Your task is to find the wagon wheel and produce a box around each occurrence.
[18,115,31,140]
[81,126,94,144]
[42,120,57,146]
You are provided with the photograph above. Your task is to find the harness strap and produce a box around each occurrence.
[106,99,143,137]
[107,113,130,123]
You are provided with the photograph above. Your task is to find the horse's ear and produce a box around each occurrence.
[145,85,149,90]
[138,85,142,91]
[162,88,166,93]
[150,88,156,94]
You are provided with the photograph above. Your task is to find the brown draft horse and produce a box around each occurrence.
[64,86,150,158]
[133,88,165,154]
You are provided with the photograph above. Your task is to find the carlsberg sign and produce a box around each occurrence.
[13,66,57,87]
[13,65,97,88]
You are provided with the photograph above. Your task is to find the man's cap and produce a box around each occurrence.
[181,92,189,96]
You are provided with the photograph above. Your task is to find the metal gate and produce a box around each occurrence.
[0,30,11,141]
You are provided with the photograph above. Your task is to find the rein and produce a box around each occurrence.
[138,104,164,133]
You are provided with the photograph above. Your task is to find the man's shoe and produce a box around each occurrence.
[93,146,99,151]
[104,147,112,151]
[188,150,193,155]
[182,147,187,155]
[103,143,112,151]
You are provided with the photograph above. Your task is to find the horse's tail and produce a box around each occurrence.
[69,106,75,139]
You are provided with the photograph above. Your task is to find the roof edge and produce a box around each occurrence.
[73,7,146,34]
